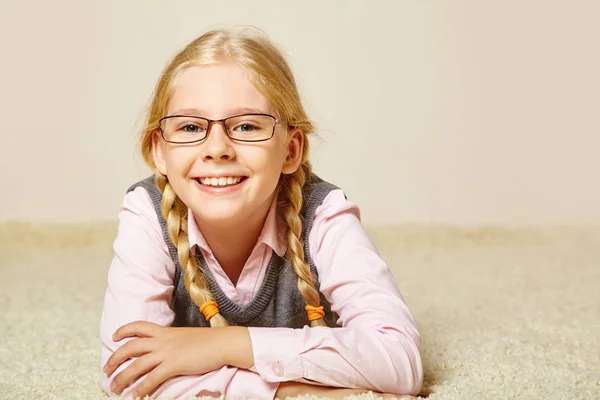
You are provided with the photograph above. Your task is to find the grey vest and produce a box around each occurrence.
[127,173,342,328]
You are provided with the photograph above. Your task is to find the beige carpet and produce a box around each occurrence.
[1,222,599,400]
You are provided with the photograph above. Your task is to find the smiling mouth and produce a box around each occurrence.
[195,176,248,188]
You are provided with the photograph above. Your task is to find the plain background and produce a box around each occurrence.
[1,0,598,227]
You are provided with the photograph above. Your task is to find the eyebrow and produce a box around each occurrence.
[169,107,269,117]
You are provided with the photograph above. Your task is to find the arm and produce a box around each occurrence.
[245,189,423,396]
[99,187,279,399]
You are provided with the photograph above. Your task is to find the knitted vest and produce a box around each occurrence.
[127,173,342,328]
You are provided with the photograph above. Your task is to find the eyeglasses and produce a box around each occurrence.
[157,113,281,144]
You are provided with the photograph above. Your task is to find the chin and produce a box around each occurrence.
[190,203,243,224]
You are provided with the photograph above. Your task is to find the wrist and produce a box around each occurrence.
[222,326,254,369]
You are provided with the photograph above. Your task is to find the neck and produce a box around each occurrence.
[194,194,275,286]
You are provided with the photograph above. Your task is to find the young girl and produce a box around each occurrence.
[99,27,423,399]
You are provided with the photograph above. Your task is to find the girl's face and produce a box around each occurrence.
[152,63,303,227]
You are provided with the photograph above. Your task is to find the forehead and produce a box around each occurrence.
[167,63,273,117]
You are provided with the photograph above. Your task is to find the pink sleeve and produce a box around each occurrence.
[99,186,279,399]
[247,189,423,396]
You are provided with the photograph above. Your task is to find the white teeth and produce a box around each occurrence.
[199,176,244,186]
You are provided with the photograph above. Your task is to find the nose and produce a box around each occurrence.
[200,121,235,161]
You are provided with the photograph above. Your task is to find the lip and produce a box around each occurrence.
[194,176,248,195]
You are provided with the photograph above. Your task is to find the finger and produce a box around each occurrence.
[111,353,161,396]
[113,321,164,341]
[132,362,173,399]
[104,338,156,376]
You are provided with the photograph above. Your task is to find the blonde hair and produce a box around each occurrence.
[140,27,326,328]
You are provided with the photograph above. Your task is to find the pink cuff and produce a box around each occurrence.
[248,327,305,382]
[226,368,280,400]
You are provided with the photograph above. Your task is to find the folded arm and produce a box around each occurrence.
[247,190,423,396]
[99,187,278,399]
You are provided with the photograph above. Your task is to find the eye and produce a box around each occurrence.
[236,123,257,132]
[226,115,273,138]
[180,123,205,134]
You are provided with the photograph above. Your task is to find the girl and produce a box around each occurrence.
[100,27,423,399]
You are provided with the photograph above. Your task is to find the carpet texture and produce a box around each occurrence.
[0,222,598,400]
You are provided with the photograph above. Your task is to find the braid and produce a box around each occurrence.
[154,173,229,328]
[279,165,327,327]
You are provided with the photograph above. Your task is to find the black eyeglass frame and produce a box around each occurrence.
[157,113,282,144]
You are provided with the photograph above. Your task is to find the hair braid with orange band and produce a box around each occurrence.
[278,163,327,327]
[155,173,229,327]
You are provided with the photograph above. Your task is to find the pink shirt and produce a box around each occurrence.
[99,185,423,399]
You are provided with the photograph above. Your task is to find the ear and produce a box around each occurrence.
[281,128,304,175]
[151,130,168,176]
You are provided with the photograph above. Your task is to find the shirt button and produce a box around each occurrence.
[273,363,284,377]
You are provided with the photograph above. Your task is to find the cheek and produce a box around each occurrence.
[250,147,285,175]
[164,147,197,173]
[266,137,289,165]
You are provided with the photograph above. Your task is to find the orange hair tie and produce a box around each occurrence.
[305,305,325,321]
[199,301,219,321]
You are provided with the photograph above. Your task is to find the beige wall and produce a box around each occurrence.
[1,1,598,226]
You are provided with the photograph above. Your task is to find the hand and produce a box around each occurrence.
[103,321,230,398]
